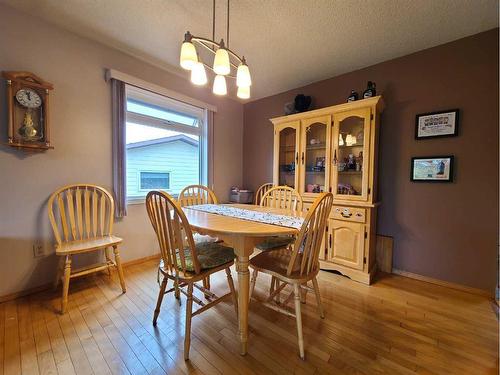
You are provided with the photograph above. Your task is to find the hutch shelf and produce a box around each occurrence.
[270,96,384,284]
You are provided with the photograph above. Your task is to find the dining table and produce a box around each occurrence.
[182,203,304,355]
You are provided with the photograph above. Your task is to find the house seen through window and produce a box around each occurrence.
[139,172,170,190]
[125,86,207,201]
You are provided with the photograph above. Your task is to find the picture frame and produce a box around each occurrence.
[415,109,459,139]
[410,156,454,182]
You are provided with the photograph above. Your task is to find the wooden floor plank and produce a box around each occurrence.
[17,299,39,375]
[4,301,21,375]
[57,312,94,375]
[0,303,5,375]
[36,350,57,375]
[1,260,498,375]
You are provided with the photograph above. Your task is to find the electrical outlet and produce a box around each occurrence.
[33,243,45,258]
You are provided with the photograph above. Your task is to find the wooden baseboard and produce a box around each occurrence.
[122,253,161,267]
[0,253,162,304]
[0,283,52,304]
[392,268,492,298]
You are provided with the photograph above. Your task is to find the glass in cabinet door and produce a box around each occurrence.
[332,108,370,199]
[301,117,330,196]
[277,124,299,188]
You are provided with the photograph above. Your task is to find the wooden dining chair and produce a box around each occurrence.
[255,185,304,251]
[249,192,333,359]
[146,190,238,360]
[178,184,218,207]
[260,185,303,211]
[254,182,273,205]
[178,184,219,290]
[48,184,126,314]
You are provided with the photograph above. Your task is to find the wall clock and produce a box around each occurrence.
[2,71,54,150]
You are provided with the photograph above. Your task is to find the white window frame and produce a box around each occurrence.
[125,85,208,204]
[138,170,172,192]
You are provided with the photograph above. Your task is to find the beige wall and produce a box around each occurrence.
[0,4,243,297]
[243,29,499,293]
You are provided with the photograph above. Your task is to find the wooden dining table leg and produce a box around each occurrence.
[231,235,255,356]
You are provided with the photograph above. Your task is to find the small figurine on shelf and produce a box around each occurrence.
[363,81,376,98]
[313,156,325,171]
[346,134,356,146]
[347,154,356,170]
[356,151,363,171]
[347,90,359,102]
[356,130,364,144]
[338,183,357,195]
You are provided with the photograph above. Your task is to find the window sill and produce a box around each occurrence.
[127,193,179,206]
[127,198,146,205]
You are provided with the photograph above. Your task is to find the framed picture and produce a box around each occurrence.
[415,109,459,139]
[410,156,454,182]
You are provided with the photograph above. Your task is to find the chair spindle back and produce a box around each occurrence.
[48,184,115,245]
[146,190,201,275]
[260,186,303,213]
[254,183,274,205]
[178,185,218,207]
[287,192,333,277]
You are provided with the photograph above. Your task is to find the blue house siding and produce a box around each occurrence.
[126,139,199,198]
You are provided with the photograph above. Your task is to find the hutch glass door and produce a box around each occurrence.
[275,121,300,189]
[331,108,371,200]
[300,116,331,198]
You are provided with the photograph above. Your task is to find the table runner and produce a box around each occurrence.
[186,204,304,229]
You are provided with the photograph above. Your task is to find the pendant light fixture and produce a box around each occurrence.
[190,61,208,85]
[179,0,252,99]
[213,75,227,95]
[237,85,250,99]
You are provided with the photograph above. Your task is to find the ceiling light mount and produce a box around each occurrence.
[179,0,252,99]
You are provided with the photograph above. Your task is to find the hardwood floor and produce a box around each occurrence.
[1,259,498,374]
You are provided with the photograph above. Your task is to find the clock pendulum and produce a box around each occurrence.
[19,109,39,140]
[15,87,43,141]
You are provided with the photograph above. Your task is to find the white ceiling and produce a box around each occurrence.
[2,0,498,101]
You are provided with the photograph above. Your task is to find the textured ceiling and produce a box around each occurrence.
[2,0,498,101]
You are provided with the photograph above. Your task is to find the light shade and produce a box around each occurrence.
[190,62,207,85]
[180,41,198,70]
[236,63,252,87]
[213,75,227,95]
[213,48,231,75]
[237,85,250,99]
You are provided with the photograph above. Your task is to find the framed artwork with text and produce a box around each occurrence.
[415,109,459,139]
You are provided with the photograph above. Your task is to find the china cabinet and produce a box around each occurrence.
[270,96,384,284]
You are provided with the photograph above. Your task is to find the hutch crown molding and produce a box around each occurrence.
[270,96,384,284]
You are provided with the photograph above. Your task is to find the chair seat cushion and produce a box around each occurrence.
[250,247,306,279]
[255,236,294,251]
[176,242,236,272]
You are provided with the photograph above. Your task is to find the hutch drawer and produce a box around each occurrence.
[331,205,366,223]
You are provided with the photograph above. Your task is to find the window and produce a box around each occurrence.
[139,172,170,190]
[125,86,208,201]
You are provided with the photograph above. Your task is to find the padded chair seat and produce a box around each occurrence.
[255,236,294,251]
[56,235,123,255]
[250,247,307,280]
[176,242,236,272]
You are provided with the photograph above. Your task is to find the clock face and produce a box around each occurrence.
[15,88,42,108]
